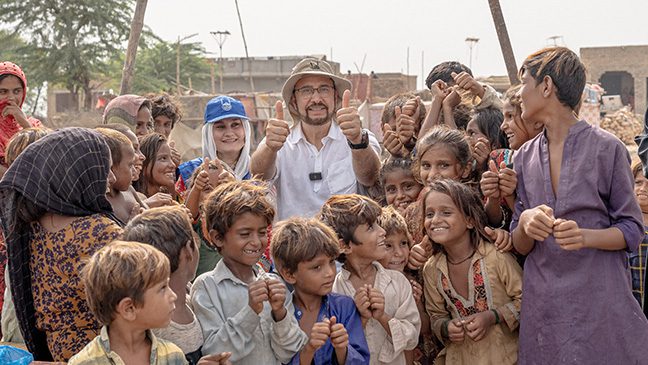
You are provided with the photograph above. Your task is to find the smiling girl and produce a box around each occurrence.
[422,179,521,364]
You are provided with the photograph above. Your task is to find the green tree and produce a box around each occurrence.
[107,35,213,95]
[0,0,134,110]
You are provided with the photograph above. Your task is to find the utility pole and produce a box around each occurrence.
[465,37,480,71]
[176,33,198,95]
[120,0,148,95]
[234,0,255,92]
[211,30,230,93]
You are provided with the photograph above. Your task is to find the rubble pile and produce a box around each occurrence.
[599,107,644,144]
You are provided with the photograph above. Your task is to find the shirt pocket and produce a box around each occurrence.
[327,156,356,194]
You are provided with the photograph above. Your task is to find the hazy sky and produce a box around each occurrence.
[145,0,647,89]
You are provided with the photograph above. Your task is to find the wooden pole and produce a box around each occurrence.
[120,0,148,95]
[488,0,519,85]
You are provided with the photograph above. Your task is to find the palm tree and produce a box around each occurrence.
[488,0,519,86]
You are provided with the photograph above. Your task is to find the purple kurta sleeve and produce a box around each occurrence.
[607,142,644,252]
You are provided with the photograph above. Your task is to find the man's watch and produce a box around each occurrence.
[347,130,369,149]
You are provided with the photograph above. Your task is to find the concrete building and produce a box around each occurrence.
[580,45,648,116]
[214,55,342,93]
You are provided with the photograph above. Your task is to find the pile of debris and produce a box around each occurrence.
[599,107,644,145]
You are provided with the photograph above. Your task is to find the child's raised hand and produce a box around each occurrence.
[395,105,416,145]
[553,219,585,251]
[442,87,461,109]
[410,279,423,304]
[430,80,450,102]
[368,287,386,320]
[472,137,491,167]
[247,279,269,314]
[480,160,501,199]
[197,352,233,365]
[497,162,517,198]
[329,316,349,352]
[451,71,485,99]
[520,205,555,241]
[463,310,496,342]
[353,284,372,320]
[402,96,421,120]
[446,319,465,343]
[307,319,331,351]
[266,278,287,320]
[194,160,212,192]
[485,227,513,252]
[169,140,182,167]
[408,236,433,270]
[144,192,175,208]
[382,124,406,158]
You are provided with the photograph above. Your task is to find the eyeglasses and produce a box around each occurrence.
[294,85,334,99]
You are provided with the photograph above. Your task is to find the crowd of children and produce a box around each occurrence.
[0,46,647,365]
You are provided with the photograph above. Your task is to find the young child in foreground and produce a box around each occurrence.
[123,206,207,364]
[190,181,307,364]
[271,217,370,364]
[69,241,231,365]
[319,194,420,365]
[377,206,435,364]
[512,47,648,364]
[421,179,521,364]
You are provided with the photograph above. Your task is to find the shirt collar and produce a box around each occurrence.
[287,120,346,145]
[99,325,159,363]
[211,259,268,286]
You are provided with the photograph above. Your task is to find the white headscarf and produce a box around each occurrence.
[202,119,252,180]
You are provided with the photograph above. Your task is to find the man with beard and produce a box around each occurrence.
[251,57,381,220]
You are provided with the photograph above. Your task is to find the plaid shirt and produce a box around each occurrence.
[68,326,187,365]
[630,228,648,311]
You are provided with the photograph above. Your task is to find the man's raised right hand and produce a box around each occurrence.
[265,101,290,152]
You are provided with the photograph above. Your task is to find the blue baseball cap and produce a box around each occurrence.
[204,95,249,124]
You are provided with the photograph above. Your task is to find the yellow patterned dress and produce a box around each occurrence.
[30,213,122,361]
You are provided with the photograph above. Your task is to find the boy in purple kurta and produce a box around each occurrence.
[511,47,648,364]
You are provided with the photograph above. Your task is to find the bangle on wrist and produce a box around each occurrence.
[491,309,500,324]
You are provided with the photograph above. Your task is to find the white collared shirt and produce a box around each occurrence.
[263,121,381,220]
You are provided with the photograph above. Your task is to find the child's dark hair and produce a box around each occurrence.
[134,132,168,194]
[377,206,412,245]
[413,126,472,183]
[380,157,415,186]
[470,107,508,150]
[318,194,382,246]
[0,74,24,89]
[381,93,427,127]
[271,217,340,275]
[423,179,489,254]
[147,93,183,128]
[122,206,197,273]
[202,180,274,249]
[519,47,586,111]
[425,61,472,89]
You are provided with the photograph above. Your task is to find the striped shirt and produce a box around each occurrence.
[630,228,648,311]
[68,326,187,365]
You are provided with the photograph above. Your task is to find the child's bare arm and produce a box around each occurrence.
[300,320,330,365]
[419,80,447,138]
[266,278,287,321]
[368,287,392,336]
[186,167,210,219]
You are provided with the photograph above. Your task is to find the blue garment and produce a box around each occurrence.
[289,293,370,365]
